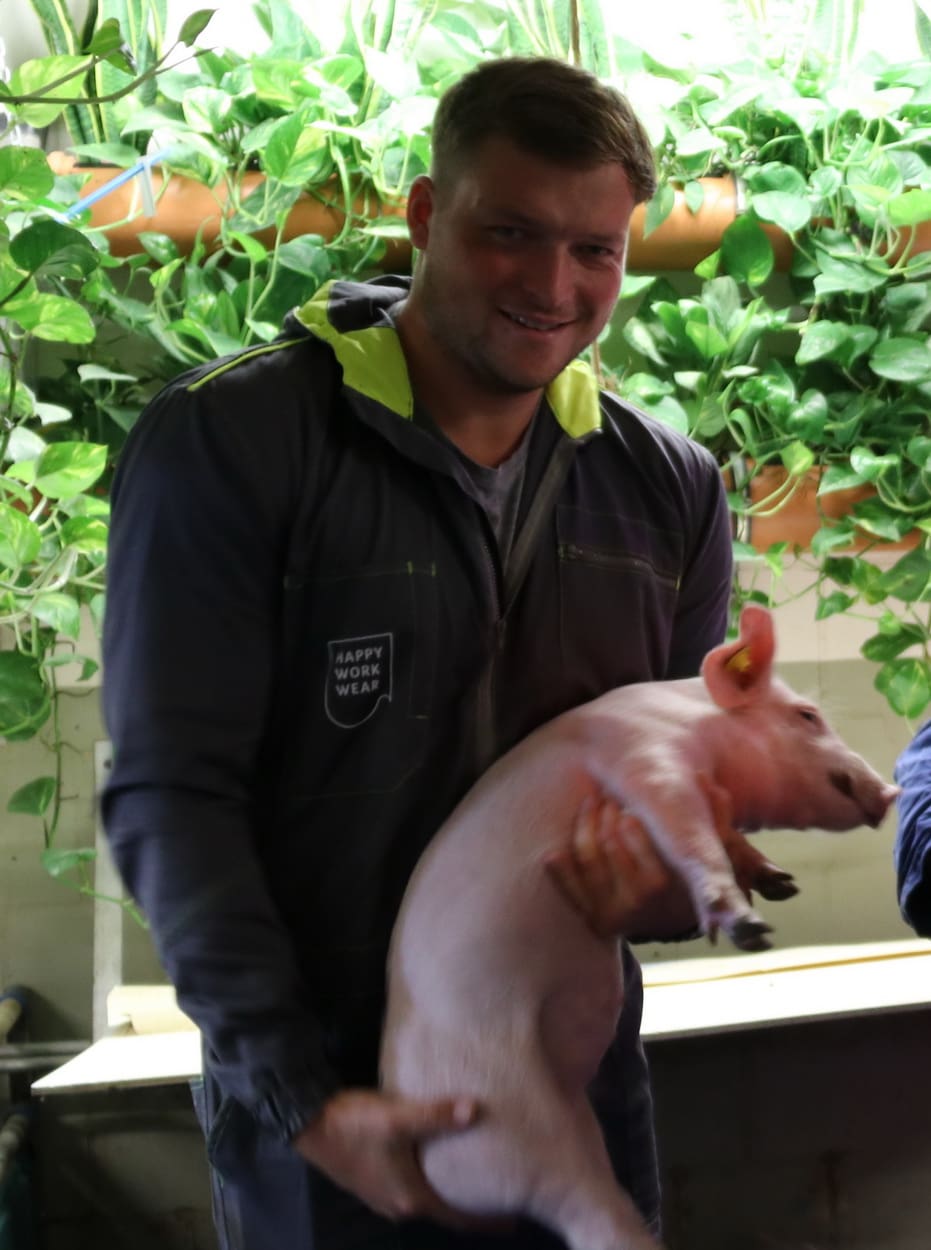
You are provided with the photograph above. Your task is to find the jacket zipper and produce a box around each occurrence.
[558,542,681,590]
[472,436,581,775]
[474,523,504,776]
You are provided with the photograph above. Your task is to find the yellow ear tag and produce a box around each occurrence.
[724,645,749,675]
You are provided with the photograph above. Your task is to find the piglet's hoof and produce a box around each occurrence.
[753,864,799,902]
[730,916,773,952]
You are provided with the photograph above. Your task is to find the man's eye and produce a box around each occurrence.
[490,226,526,242]
[580,244,614,259]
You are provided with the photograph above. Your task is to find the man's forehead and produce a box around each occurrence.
[460,151,634,230]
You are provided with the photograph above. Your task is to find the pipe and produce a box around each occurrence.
[0,1042,87,1059]
[0,987,26,1043]
[60,149,170,220]
[0,1044,88,1074]
[0,1110,31,1189]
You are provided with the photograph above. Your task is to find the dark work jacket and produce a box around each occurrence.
[101,276,733,1150]
[894,720,931,934]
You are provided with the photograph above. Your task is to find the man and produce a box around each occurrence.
[894,724,931,935]
[102,56,733,1248]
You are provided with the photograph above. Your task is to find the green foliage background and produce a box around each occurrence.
[2,0,931,885]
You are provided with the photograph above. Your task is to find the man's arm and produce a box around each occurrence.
[664,444,734,677]
[547,444,734,939]
[102,376,342,1138]
[103,374,480,1222]
[894,721,931,936]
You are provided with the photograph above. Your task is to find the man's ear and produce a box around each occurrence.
[406,175,436,251]
[701,605,776,710]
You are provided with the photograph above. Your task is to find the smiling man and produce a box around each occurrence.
[396,131,637,464]
[102,56,734,1250]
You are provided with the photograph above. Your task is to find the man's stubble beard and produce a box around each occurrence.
[423,297,573,398]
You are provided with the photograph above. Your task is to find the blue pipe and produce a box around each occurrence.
[60,149,172,220]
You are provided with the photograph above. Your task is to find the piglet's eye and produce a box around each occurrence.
[798,707,821,725]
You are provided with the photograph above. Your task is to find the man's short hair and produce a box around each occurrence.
[431,56,657,204]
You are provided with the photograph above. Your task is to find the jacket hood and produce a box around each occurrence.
[291,278,603,439]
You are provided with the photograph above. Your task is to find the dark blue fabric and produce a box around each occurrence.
[894,720,931,935]
[103,277,731,1247]
[102,288,731,1139]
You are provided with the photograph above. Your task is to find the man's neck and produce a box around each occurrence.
[432,406,539,467]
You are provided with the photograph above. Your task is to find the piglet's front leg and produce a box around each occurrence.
[695,777,798,907]
[550,777,780,951]
[637,776,780,950]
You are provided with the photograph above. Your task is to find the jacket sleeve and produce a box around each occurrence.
[101,371,341,1141]
[666,444,733,678]
[893,721,931,936]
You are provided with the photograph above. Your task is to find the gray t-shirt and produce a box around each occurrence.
[389,298,531,567]
[420,414,533,569]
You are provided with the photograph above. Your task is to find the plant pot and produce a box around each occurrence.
[882,218,931,266]
[48,152,410,267]
[48,158,931,277]
[741,464,919,553]
[626,176,794,272]
[50,162,771,273]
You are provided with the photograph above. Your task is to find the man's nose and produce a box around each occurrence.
[523,246,573,309]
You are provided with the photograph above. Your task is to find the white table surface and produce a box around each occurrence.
[640,936,931,1039]
[32,939,931,1094]
[32,1029,202,1094]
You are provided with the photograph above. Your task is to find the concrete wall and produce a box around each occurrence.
[649,1008,931,1250]
[34,1086,214,1250]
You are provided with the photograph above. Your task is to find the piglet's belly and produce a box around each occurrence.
[537,962,625,1089]
[384,921,625,1101]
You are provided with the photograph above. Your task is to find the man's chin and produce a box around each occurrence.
[483,359,578,396]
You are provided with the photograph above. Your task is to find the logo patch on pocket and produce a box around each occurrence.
[325,633,394,728]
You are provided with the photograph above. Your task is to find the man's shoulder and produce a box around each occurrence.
[595,390,719,481]
[119,323,343,491]
[165,323,335,404]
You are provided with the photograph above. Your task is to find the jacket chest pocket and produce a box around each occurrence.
[556,505,682,686]
[281,562,438,798]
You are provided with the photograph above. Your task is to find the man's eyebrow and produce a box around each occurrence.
[479,205,538,225]
[479,206,624,245]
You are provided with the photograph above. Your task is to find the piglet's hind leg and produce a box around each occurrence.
[530,1098,663,1250]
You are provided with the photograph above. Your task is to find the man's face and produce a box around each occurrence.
[405,135,637,397]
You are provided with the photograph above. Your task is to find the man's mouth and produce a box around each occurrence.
[501,310,570,333]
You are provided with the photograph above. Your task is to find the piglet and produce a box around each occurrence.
[380,605,896,1250]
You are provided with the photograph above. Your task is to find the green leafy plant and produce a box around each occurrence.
[10,0,931,905]
[601,21,931,719]
[3,0,578,884]
[48,0,620,437]
[0,13,215,892]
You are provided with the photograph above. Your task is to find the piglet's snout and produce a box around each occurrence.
[830,770,899,828]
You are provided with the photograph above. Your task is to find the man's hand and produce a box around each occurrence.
[293,1089,479,1225]
[544,778,737,940]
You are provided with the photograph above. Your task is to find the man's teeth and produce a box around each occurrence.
[506,311,561,331]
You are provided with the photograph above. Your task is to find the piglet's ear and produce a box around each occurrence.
[701,605,776,710]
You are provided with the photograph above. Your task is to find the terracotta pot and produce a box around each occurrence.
[49,164,771,273]
[881,218,931,266]
[626,176,794,273]
[624,180,931,273]
[741,464,919,553]
[48,152,410,268]
[48,157,931,276]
